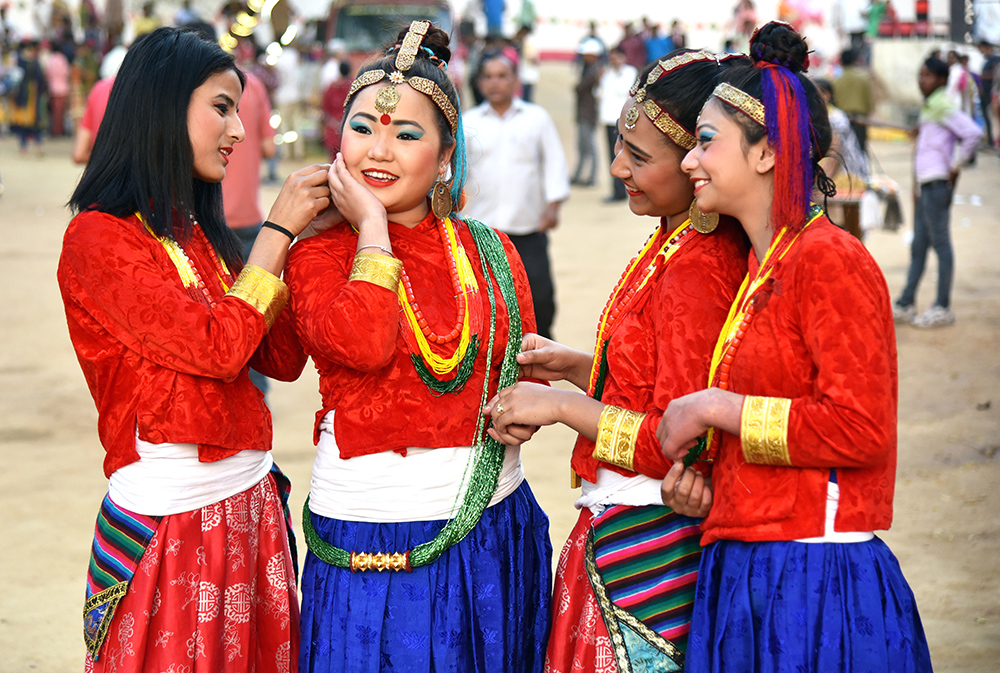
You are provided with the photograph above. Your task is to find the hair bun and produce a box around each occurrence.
[749,21,809,73]
[391,23,452,66]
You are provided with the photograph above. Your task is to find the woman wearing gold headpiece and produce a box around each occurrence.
[482,49,749,671]
[284,21,552,672]
[660,22,933,671]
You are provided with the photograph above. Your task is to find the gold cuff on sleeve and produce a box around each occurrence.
[227,264,289,329]
[592,405,647,472]
[349,252,403,292]
[740,396,793,465]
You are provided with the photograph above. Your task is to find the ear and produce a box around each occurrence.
[439,144,455,176]
[754,140,776,175]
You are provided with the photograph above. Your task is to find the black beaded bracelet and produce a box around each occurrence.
[262,220,295,241]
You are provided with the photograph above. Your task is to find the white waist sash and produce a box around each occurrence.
[108,434,273,516]
[795,481,874,544]
[309,410,524,522]
[575,467,665,516]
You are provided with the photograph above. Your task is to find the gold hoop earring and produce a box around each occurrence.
[688,200,719,234]
[431,177,453,220]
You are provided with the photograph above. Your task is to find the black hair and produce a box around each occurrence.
[841,48,858,66]
[639,49,749,153]
[69,27,246,267]
[923,56,949,79]
[476,50,518,79]
[349,23,459,157]
[716,22,832,188]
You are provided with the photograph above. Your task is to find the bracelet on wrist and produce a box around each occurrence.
[357,244,394,258]
[262,220,295,241]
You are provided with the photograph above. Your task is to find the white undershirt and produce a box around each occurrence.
[795,481,874,543]
[308,410,524,522]
[576,468,875,544]
[108,434,273,516]
[575,467,664,516]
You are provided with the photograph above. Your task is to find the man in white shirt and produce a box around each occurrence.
[463,52,571,339]
[598,46,637,203]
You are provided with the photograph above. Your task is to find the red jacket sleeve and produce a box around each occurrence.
[249,307,308,382]
[59,212,271,381]
[285,233,401,372]
[782,238,897,468]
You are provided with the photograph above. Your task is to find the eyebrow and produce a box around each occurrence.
[215,93,237,108]
[623,138,651,160]
[352,111,426,131]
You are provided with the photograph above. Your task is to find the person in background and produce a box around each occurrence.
[976,40,999,147]
[893,56,982,328]
[670,19,687,50]
[833,47,874,156]
[571,37,602,187]
[321,60,352,160]
[664,21,933,672]
[133,1,161,38]
[513,24,541,103]
[644,22,673,61]
[8,39,47,157]
[464,51,571,340]
[44,40,70,136]
[619,22,648,71]
[71,75,114,164]
[597,45,636,203]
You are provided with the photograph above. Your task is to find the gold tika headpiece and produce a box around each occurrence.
[712,82,766,126]
[344,20,458,135]
[623,50,722,148]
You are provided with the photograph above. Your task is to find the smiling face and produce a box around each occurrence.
[609,96,693,219]
[341,83,453,224]
[681,99,771,220]
[187,69,245,183]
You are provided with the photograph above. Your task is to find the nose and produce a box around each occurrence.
[680,147,699,174]
[230,114,246,144]
[367,132,392,162]
[609,135,628,180]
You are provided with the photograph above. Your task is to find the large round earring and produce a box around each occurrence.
[688,200,719,234]
[431,177,454,220]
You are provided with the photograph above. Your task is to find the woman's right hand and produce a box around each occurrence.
[660,462,713,518]
[265,164,333,237]
[516,333,591,388]
[327,152,388,232]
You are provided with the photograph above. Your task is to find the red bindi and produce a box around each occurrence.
[380,114,391,126]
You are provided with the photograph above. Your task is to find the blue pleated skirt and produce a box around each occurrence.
[299,480,552,673]
[686,537,933,673]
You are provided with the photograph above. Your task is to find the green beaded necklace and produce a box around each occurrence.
[302,218,522,570]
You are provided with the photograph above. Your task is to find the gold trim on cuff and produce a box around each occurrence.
[593,405,646,472]
[741,396,792,465]
[349,252,403,292]
[227,264,289,329]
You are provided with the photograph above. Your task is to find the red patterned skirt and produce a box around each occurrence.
[545,509,617,673]
[84,474,299,673]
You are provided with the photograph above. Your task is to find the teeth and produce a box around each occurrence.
[695,179,708,188]
[220,148,231,156]
[363,170,397,181]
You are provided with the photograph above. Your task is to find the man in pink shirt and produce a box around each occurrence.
[71,76,114,164]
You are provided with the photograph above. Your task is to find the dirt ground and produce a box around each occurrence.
[1,63,998,671]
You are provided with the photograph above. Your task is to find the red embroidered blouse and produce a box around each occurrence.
[572,218,750,483]
[285,212,536,457]
[57,211,307,478]
[702,216,898,545]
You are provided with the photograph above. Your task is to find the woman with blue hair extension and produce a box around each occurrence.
[284,20,552,673]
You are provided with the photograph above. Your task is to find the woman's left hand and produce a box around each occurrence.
[265,164,333,237]
[483,382,566,445]
[657,389,716,462]
[660,462,713,517]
